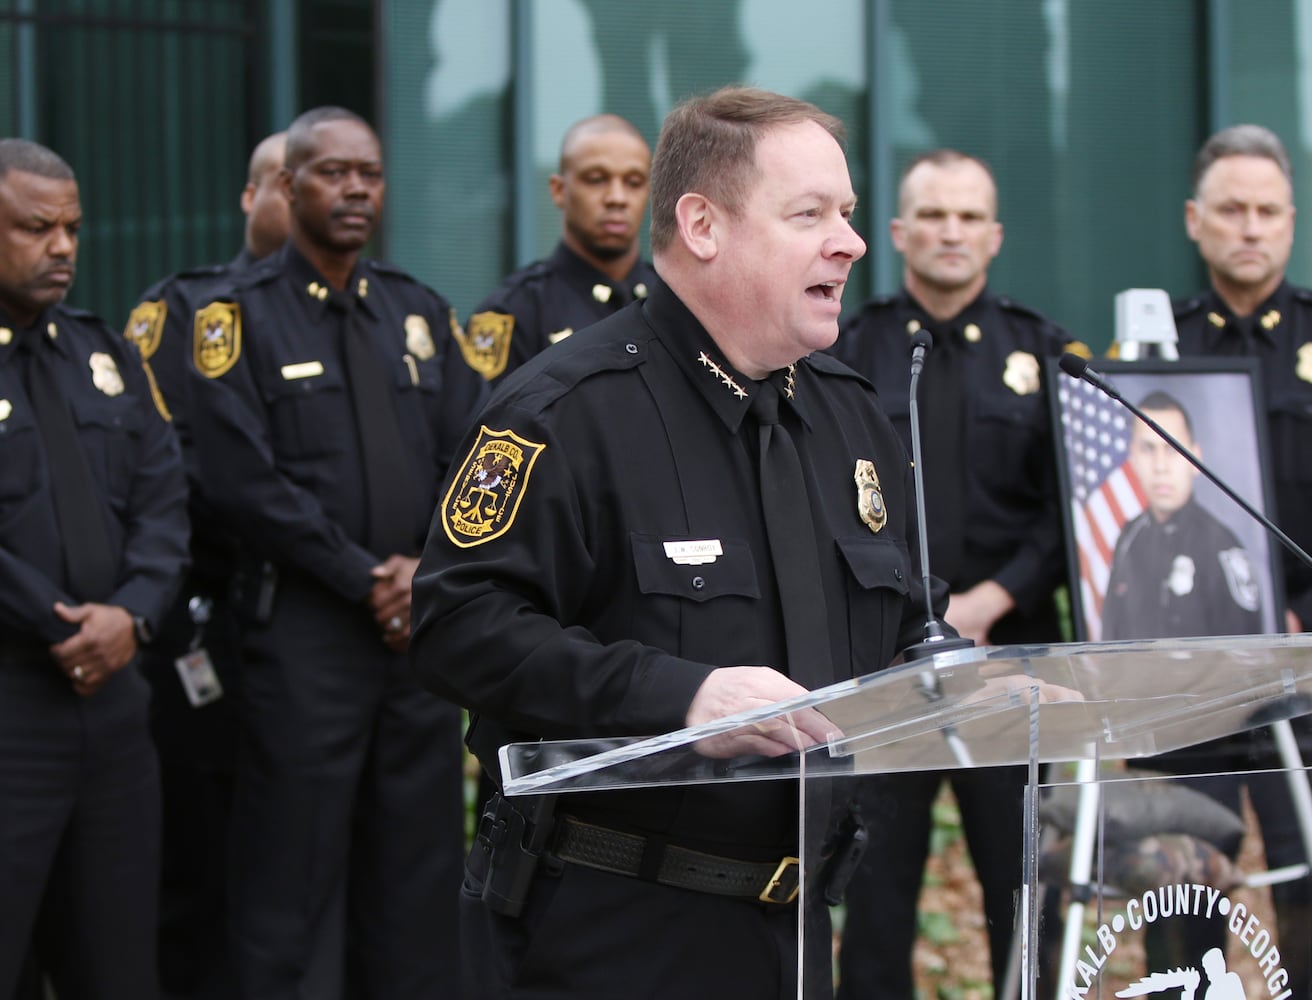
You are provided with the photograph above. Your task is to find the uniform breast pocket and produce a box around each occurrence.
[0,402,41,501]
[973,392,1044,490]
[265,370,350,459]
[836,534,912,679]
[391,357,441,437]
[630,534,762,654]
[1268,392,1312,484]
[69,393,145,507]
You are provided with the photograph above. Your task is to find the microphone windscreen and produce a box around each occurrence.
[1058,353,1090,379]
[910,329,934,355]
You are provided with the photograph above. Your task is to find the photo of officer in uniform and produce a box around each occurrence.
[1101,389,1262,640]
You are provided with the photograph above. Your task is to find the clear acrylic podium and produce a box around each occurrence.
[500,633,1312,999]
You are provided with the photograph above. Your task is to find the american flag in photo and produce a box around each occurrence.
[1058,378,1147,640]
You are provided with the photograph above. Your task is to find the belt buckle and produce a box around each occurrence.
[758,855,801,904]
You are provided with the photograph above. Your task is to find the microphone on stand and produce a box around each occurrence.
[1057,353,1312,573]
[900,329,976,663]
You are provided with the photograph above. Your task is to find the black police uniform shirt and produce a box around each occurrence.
[126,248,262,584]
[411,278,945,854]
[831,287,1079,634]
[460,241,659,384]
[1101,498,1262,640]
[1175,282,1312,628]
[186,242,488,604]
[0,304,189,645]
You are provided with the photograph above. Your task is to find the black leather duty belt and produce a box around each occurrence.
[552,815,801,904]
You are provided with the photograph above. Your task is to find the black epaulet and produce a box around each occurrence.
[228,255,281,293]
[175,262,230,281]
[996,295,1049,323]
[497,313,647,414]
[366,258,452,307]
[806,348,873,387]
[1172,293,1207,319]
[1291,286,1312,306]
[137,263,221,301]
[366,258,421,283]
[55,303,102,323]
[488,258,555,298]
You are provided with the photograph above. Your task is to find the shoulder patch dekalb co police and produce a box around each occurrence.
[442,426,546,547]
[194,302,241,379]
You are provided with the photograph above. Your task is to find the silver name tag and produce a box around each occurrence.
[663,539,723,566]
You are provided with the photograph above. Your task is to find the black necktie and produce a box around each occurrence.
[750,380,832,689]
[919,327,965,583]
[19,327,117,601]
[327,292,415,558]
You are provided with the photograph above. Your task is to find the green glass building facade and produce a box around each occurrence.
[5,0,1311,351]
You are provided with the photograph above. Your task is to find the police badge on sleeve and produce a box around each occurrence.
[194,302,241,379]
[442,426,546,547]
[456,312,514,381]
[1218,547,1261,612]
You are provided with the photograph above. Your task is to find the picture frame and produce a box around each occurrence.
[1047,356,1285,642]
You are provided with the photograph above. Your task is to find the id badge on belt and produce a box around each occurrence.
[174,594,224,707]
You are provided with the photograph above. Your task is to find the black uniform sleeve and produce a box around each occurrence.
[108,340,191,628]
[0,552,76,643]
[186,299,379,604]
[410,406,715,740]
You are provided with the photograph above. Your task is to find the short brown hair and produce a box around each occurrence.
[897,149,996,214]
[649,86,846,252]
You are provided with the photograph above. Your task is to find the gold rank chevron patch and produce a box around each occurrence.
[194,302,241,379]
[457,311,513,381]
[124,300,166,360]
[442,426,545,547]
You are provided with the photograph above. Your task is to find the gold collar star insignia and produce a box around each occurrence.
[697,351,748,399]
[783,364,796,399]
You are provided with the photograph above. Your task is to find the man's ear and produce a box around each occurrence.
[548,173,565,210]
[1185,199,1201,242]
[889,216,906,254]
[675,193,718,261]
[279,167,295,204]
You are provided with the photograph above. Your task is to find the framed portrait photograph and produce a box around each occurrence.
[1047,357,1285,642]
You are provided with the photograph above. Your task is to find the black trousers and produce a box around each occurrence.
[838,766,1025,999]
[141,577,242,998]
[0,658,161,1000]
[226,577,465,1000]
[460,856,820,999]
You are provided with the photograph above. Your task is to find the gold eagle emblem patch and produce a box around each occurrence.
[442,426,546,547]
[194,302,241,379]
[457,311,514,381]
[854,459,886,534]
[125,300,166,360]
